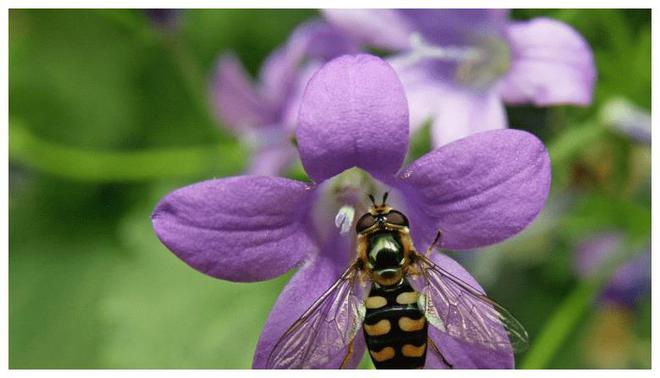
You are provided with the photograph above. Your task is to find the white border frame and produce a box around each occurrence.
[3,1,657,377]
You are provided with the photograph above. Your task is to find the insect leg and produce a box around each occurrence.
[425,230,443,257]
[428,337,453,369]
[407,263,421,276]
[340,337,355,369]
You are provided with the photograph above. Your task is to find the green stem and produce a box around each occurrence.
[164,32,215,128]
[520,240,644,369]
[94,10,160,44]
[99,10,218,131]
[519,279,598,368]
[10,124,246,182]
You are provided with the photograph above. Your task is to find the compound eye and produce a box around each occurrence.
[355,213,376,233]
[386,210,409,227]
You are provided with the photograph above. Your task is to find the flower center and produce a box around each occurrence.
[405,33,511,91]
[329,168,381,235]
[407,33,482,62]
[454,35,511,90]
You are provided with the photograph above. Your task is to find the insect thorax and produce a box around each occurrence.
[363,230,411,287]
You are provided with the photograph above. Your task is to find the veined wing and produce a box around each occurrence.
[411,253,529,353]
[266,261,367,368]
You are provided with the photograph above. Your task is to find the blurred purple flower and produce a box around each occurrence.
[323,9,596,146]
[145,9,182,30]
[576,232,651,307]
[153,54,551,368]
[210,20,358,176]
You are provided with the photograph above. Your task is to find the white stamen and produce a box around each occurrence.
[399,33,511,90]
[334,205,355,235]
[399,33,482,67]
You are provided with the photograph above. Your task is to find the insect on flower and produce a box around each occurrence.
[267,192,529,369]
[153,53,551,369]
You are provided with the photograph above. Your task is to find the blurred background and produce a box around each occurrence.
[9,9,650,368]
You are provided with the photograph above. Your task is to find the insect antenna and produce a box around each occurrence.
[381,192,389,206]
[368,194,377,207]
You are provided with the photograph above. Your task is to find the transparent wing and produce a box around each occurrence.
[411,253,529,353]
[266,262,367,368]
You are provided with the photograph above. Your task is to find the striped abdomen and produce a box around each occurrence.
[362,278,428,369]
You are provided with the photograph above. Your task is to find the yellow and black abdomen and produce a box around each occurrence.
[363,279,428,369]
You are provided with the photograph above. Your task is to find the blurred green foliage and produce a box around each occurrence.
[9,9,650,369]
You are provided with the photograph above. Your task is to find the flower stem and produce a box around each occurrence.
[98,9,217,131]
[519,240,644,368]
[163,31,216,129]
[9,122,246,182]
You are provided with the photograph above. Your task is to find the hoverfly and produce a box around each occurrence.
[267,193,528,369]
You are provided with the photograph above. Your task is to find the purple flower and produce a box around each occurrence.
[210,20,358,176]
[153,54,551,368]
[323,9,596,146]
[145,9,182,30]
[575,232,651,307]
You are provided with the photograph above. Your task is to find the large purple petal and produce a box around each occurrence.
[393,129,551,250]
[210,54,274,132]
[498,18,596,106]
[253,234,366,368]
[322,10,413,50]
[297,54,409,182]
[152,176,317,282]
[426,253,514,368]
